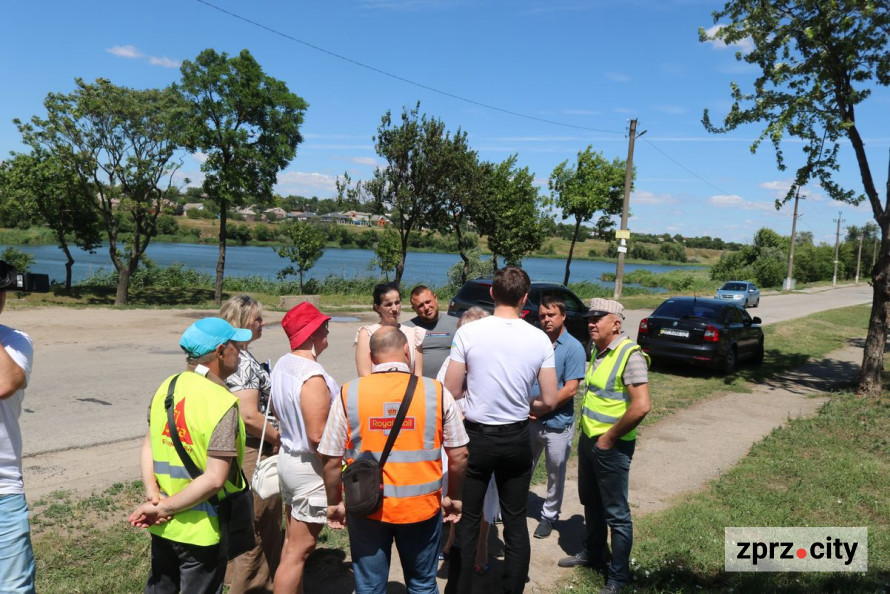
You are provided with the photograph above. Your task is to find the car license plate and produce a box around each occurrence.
[660,328,690,338]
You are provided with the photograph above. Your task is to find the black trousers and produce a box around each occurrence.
[448,420,532,594]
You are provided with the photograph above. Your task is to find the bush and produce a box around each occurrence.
[0,247,34,273]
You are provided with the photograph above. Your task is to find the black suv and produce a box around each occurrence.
[447,278,590,351]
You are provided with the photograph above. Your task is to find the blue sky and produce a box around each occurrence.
[1,0,887,245]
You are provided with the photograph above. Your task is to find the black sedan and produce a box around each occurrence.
[447,277,590,352]
[637,296,764,374]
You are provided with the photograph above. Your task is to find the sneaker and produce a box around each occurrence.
[533,518,553,539]
[558,551,589,568]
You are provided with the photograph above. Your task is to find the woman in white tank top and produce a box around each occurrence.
[354,281,424,377]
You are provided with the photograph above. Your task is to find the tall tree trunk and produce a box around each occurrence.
[115,267,130,306]
[455,223,470,284]
[299,270,304,295]
[215,203,228,306]
[857,230,890,396]
[395,229,409,284]
[491,254,498,274]
[563,218,581,286]
[62,245,74,291]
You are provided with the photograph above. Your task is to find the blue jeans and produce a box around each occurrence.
[578,432,635,589]
[0,494,36,594]
[347,511,441,594]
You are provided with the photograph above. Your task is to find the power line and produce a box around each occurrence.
[642,138,734,196]
[194,0,624,135]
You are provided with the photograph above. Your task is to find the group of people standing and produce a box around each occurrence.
[126,264,651,594]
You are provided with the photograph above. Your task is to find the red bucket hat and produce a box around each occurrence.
[281,302,331,349]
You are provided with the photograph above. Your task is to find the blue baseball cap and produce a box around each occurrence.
[180,317,253,358]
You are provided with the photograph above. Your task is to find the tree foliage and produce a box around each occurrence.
[15,78,183,304]
[178,48,308,304]
[475,155,548,269]
[0,151,101,289]
[701,0,890,396]
[549,146,628,285]
[365,102,462,283]
[275,221,326,294]
[371,228,401,281]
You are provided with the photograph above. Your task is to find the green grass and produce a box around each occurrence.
[561,395,890,593]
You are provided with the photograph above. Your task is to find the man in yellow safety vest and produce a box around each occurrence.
[129,317,251,593]
[558,299,651,594]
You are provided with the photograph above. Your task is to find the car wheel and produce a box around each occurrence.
[752,298,759,308]
[722,346,738,375]
[753,340,764,365]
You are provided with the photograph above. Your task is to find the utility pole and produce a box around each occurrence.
[855,230,864,284]
[832,212,844,286]
[784,186,802,291]
[613,119,639,300]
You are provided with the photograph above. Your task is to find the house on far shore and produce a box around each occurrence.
[183,203,205,213]
[370,214,391,227]
[320,212,351,225]
[342,210,373,226]
[263,207,287,221]
[235,206,257,222]
[288,211,318,222]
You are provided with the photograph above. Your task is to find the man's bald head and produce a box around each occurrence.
[369,326,410,365]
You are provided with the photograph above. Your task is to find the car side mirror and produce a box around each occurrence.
[752,316,762,324]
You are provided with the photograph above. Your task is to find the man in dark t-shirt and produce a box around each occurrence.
[404,285,458,378]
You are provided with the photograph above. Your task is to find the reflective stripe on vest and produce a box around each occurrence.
[341,373,444,524]
[580,338,649,441]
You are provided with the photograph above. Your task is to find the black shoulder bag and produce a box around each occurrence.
[341,374,418,516]
[164,373,255,560]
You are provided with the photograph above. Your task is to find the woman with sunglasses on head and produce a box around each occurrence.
[271,302,339,594]
[354,281,424,377]
[219,294,282,593]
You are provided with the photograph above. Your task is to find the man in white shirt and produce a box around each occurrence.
[444,266,558,594]
[0,284,36,594]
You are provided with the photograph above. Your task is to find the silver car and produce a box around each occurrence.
[714,281,760,308]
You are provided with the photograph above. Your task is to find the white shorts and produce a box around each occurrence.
[278,451,327,524]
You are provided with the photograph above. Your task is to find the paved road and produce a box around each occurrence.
[12,284,872,458]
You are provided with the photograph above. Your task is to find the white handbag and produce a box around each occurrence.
[252,382,280,500]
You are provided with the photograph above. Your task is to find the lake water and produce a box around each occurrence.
[10,242,696,290]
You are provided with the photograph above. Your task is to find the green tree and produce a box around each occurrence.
[275,221,326,293]
[178,48,308,305]
[365,103,457,283]
[475,155,548,269]
[372,228,401,281]
[0,247,34,274]
[0,151,102,289]
[701,0,890,396]
[15,78,183,304]
[548,147,628,285]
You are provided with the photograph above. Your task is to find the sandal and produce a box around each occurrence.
[474,563,489,575]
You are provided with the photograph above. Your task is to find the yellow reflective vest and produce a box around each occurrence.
[148,372,246,546]
[580,337,650,440]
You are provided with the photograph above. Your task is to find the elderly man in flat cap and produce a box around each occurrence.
[558,299,651,594]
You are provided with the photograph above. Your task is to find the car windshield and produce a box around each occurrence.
[720,283,748,291]
[527,287,586,313]
[654,300,722,322]
[458,283,493,304]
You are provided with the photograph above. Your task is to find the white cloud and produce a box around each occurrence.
[107,45,142,59]
[106,44,180,69]
[348,156,378,166]
[275,171,338,195]
[708,194,774,212]
[702,24,755,54]
[758,179,825,202]
[654,105,688,115]
[632,190,677,206]
[605,72,631,83]
[149,56,181,69]
[192,152,208,164]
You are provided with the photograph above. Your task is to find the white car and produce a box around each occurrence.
[714,281,760,308]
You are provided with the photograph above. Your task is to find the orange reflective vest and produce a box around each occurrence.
[341,371,443,524]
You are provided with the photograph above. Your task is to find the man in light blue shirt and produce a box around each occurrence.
[529,294,586,540]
